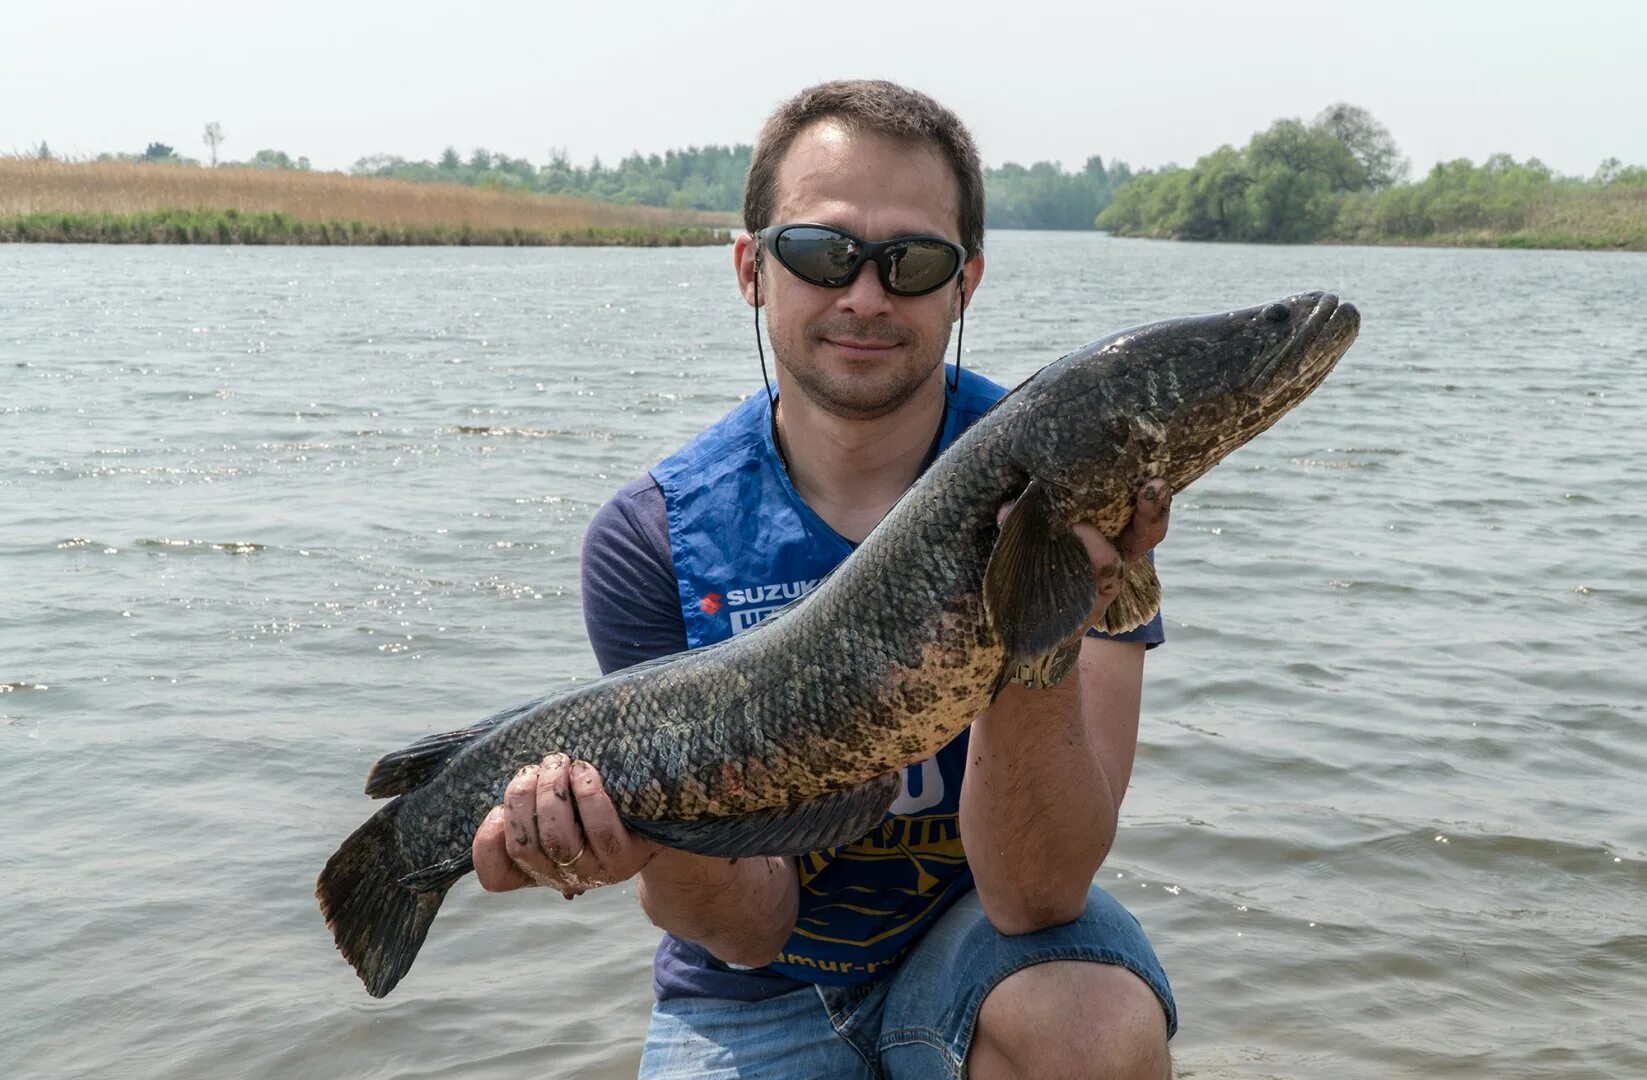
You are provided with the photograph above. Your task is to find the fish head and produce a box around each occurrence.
[1029,291,1360,502]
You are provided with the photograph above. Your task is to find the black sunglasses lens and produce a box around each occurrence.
[774,227,859,286]
[882,239,961,294]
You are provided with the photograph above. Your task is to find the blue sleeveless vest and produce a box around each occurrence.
[649,366,1006,985]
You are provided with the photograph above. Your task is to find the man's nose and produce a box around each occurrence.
[834,262,894,317]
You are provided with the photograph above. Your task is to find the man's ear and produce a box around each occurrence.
[734,232,761,307]
[959,250,985,310]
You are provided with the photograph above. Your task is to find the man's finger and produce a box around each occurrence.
[1120,479,1172,559]
[502,764,550,877]
[533,752,581,868]
[568,761,623,876]
[472,806,534,892]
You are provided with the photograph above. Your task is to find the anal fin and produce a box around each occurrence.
[399,853,474,893]
[627,772,901,858]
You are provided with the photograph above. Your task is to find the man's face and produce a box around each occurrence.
[738,121,983,421]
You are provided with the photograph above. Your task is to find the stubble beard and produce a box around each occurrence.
[771,313,954,422]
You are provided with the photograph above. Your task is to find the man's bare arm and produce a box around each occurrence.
[960,638,1144,934]
[959,480,1168,935]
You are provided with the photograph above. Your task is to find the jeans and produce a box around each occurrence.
[638,883,1175,1079]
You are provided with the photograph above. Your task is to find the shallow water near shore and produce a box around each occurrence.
[3,233,1644,1079]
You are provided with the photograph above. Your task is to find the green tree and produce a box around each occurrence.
[245,149,310,170]
[1240,119,1364,241]
[1177,146,1253,239]
[1313,104,1407,189]
[1096,167,1182,236]
[1588,157,1646,187]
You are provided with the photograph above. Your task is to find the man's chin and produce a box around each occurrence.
[788,367,939,421]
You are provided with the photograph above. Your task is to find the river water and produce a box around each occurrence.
[3,233,1644,1079]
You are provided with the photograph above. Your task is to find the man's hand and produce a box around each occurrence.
[473,754,800,964]
[472,753,659,899]
[997,478,1173,625]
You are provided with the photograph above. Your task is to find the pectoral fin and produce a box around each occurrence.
[984,479,1098,674]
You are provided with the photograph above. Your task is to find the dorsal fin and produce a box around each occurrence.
[363,578,827,800]
[362,701,532,798]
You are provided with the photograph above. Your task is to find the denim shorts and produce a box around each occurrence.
[637,883,1175,1079]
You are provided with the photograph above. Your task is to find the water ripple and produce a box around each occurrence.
[5,237,1646,1079]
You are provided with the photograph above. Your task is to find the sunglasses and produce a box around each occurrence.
[757,223,967,297]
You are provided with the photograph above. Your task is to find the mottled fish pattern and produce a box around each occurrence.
[318,291,1360,996]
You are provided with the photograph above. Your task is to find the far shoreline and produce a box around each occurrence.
[0,160,735,248]
[1090,228,1646,254]
[0,209,731,247]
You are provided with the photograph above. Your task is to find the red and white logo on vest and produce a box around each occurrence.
[722,578,823,634]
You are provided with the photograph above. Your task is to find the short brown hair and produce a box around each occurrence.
[743,80,985,257]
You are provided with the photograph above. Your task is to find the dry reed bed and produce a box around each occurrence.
[1411,190,1647,251]
[1522,186,1647,247]
[0,159,731,232]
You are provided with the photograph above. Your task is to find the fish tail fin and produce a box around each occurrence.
[316,800,468,998]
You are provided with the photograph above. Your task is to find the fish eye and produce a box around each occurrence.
[1263,303,1291,323]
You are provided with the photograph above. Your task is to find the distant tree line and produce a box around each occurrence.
[1097,104,1647,245]
[35,134,1144,229]
[29,114,1647,246]
[984,157,1136,230]
[352,143,1141,229]
[81,140,311,172]
[351,145,752,211]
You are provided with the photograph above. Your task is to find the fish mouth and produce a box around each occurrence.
[1251,292,1360,399]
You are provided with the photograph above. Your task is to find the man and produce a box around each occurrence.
[472,80,1176,1079]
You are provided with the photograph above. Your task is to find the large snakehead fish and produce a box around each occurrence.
[319,290,1360,997]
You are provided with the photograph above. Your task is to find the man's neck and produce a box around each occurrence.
[774,371,947,544]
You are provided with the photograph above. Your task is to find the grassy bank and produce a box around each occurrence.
[1106,175,1647,253]
[0,209,727,246]
[0,160,734,246]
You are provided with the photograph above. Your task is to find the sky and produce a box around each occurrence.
[5,0,1643,179]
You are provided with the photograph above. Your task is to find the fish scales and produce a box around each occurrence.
[318,291,1360,997]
